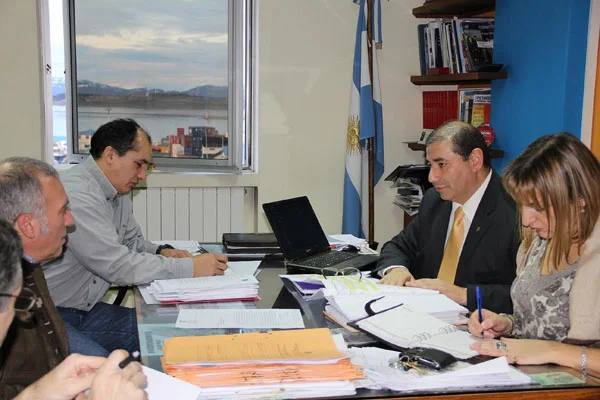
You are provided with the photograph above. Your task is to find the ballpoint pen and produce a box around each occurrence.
[196,242,209,254]
[118,350,140,369]
[476,286,484,337]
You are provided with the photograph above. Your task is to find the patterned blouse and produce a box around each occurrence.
[511,238,578,341]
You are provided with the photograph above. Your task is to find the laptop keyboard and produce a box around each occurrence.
[299,251,357,268]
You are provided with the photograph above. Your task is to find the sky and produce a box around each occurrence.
[49,0,229,91]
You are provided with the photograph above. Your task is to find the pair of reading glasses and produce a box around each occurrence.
[321,267,362,280]
[0,287,41,312]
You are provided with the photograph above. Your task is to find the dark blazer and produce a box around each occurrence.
[0,259,68,399]
[375,172,519,313]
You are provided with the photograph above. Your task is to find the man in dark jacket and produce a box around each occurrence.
[0,157,75,398]
[374,122,518,313]
[0,219,147,399]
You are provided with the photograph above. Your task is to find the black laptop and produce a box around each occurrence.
[262,196,378,274]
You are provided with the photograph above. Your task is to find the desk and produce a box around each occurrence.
[135,262,600,399]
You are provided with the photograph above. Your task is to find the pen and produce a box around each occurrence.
[476,286,484,337]
[196,242,209,254]
[118,350,140,369]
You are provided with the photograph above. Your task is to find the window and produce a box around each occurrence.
[51,0,254,171]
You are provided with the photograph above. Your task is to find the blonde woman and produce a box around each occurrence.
[468,132,600,377]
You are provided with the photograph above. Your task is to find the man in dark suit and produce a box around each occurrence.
[375,121,518,313]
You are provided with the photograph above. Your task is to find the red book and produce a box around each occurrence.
[423,91,458,129]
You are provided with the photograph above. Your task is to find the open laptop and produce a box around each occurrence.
[262,196,378,274]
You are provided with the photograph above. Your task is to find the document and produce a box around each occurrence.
[143,366,201,400]
[348,347,531,391]
[325,292,468,327]
[175,309,305,329]
[281,274,437,297]
[161,328,363,398]
[352,306,480,359]
[226,260,261,276]
[149,274,259,303]
[162,328,345,364]
[138,323,229,356]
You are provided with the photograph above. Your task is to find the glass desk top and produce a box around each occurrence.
[135,260,600,399]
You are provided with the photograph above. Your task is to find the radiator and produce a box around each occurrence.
[131,187,250,241]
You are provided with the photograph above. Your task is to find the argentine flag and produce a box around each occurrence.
[342,0,384,239]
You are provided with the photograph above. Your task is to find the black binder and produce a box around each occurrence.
[222,233,281,254]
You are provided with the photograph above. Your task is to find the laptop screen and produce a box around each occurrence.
[262,196,331,260]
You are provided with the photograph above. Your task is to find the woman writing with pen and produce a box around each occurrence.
[467,133,600,377]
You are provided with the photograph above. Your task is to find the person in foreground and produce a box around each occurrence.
[468,133,600,377]
[374,121,518,313]
[44,118,228,355]
[0,219,147,399]
[0,157,107,396]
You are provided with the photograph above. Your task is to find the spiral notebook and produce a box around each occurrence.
[349,305,480,359]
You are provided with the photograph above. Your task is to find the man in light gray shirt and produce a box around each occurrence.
[44,118,228,355]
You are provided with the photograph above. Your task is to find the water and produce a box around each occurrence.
[52,105,228,142]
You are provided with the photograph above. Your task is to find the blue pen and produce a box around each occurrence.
[476,286,484,337]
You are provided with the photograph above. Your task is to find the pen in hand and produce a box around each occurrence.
[476,286,484,338]
[118,350,140,369]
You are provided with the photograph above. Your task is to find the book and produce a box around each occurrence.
[222,233,281,254]
[460,19,494,71]
[470,93,491,126]
[417,24,428,75]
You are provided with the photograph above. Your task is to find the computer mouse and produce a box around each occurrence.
[342,245,360,252]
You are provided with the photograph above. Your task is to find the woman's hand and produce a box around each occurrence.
[467,308,513,339]
[471,338,559,365]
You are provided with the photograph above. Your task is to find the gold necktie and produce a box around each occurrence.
[437,207,465,283]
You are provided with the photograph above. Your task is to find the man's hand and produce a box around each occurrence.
[16,353,104,400]
[192,253,228,276]
[86,350,147,400]
[379,268,414,286]
[406,278,467,305]
[160,248,192,258]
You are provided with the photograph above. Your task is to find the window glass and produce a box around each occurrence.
[57,0,252,170]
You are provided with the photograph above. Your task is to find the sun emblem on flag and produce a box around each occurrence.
[347,116,361,154]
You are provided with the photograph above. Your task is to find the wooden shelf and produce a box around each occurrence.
[410,71,507,86]
[405,141,504,158]
[413,0,495,18]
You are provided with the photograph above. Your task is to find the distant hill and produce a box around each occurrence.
[51,78,227,100]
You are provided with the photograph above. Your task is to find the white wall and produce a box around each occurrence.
[581,0,600,146]
[0,0,45,158]
[0,0,424,245]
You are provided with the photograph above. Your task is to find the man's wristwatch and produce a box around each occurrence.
[156,244,175,254]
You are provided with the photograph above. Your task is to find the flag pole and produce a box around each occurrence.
[366,0,377,249]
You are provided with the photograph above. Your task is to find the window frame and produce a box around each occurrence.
[61,0,255,173]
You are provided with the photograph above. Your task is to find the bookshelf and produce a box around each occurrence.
[411,0,503,85]
[410,71,506,86]
[405,141,504,158]
[413,0,495,18]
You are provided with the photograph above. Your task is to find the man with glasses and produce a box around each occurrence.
[0,219,147,399]
[0,157,103,397]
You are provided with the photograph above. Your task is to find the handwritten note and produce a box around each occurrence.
[176,309,305,329]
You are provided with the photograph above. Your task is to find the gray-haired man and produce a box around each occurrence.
[0,157,106,398]
[0,219,147,400]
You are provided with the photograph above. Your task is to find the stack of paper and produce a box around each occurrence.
[281,274,438,297]
[325,292,468,330]
[148,274,259,303]
[348,347,531,391]
[161,328,364,399]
